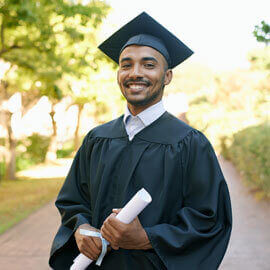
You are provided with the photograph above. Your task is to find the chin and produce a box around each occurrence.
[127,99,147,106]
[127,97,156,107]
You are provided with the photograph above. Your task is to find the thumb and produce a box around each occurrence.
[112,208,122,214]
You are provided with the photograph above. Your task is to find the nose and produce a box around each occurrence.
[129,63,143,79]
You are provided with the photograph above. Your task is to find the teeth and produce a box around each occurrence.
[128,84,146,90]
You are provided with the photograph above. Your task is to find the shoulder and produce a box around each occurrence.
[166,113,211,146]
[162,112,195,140]
[86,115,126,140]
[138,112,200,145]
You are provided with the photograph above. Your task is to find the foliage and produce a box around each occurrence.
[186,69,268,151]
[250,21,270,71]
[166,62,214,95]
[56,139,75,158]
[253,21,270,46]
[0,161,5,179]
[189,95,209,106]
[16,133,50,171]
[0,0,110,178]
[221,123,270,198]
[1,1,106,102]
[0,177,64,234]
[248,47,270,71]
[25,133,50,162]
[15,156,35,172]
[0,138,5,146]
[0,0,110,79]
[185,22,270,199]
[0,0,111,103]
[57,148,73,158]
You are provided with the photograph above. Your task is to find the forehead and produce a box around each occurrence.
[119,45,167,64]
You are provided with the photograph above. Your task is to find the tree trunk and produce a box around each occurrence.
[74,104,83,153]
[178,112,189,125]
[5,111,16,180]
[45,108,58,163]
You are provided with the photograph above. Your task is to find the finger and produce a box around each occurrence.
[104,213,117,224]
[111,244,119,250]
[101,227,120,250]
[88,237,102,256]
[101,226,114,244]
[80,240,99,260]
[74,231,84,245]
[101,233,119,251]
[74,235,81,247]
[102,222,121,242]
[101,229,119,250]
[80,236,100,259]
[104,214,124,232]
[81,248,98,261]
[92,236,102,251]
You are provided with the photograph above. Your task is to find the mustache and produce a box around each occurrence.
[123,78,152,87]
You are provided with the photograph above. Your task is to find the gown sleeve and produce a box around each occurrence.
[49,134,93,268]
[144,130,232,270]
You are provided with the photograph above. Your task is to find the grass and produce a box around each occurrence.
[0,177,64,235]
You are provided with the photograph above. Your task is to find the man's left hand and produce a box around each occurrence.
[100,209,152,251]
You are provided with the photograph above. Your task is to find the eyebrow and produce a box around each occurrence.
[120,56,158,63]
[142,57,158,63]
[120,57,132,63]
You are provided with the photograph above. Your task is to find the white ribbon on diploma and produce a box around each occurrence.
[70,188,152,270]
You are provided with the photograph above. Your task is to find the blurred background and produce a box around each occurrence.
[0,0,269,269]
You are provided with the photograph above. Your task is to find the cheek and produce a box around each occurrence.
[149,71,164,83]
[151,76,164,87]
[117,72,127,86]
[117,71,120,85]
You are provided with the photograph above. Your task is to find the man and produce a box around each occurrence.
[49,12,232,269]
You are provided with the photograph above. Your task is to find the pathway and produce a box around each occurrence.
[0,157,269,269]
[219,157,270,269]
[0,201,58,269]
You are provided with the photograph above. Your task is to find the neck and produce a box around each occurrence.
[127,99,161,116]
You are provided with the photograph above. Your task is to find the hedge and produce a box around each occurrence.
[221,122,270,198]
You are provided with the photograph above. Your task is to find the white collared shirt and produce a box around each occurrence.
[123,100,166,141]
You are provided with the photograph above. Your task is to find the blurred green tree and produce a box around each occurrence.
[0,0,110,179]
[60,61,123,153]
[249,21,270,70]
[253,21,270,46]
[248,21,270,122]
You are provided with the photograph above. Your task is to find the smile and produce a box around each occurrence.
[127,84,148,90]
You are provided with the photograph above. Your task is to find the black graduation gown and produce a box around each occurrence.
[49,112,232,270]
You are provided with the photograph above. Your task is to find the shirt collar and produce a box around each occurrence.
[123,100,165,127]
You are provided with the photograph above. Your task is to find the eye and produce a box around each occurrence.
[121,63,131,69]
[144,63,155,68]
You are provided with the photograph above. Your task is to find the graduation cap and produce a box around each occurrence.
[98,12,193,69]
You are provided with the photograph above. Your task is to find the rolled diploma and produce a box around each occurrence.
[70,188,152,270]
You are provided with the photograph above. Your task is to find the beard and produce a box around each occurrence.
[126,85,165,107]
[123,74,166,107]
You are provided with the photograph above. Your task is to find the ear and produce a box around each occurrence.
[164,69,173,86]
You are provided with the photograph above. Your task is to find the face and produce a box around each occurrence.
[117,45,172,112]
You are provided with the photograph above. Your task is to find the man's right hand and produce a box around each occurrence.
[74,223,104,261]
